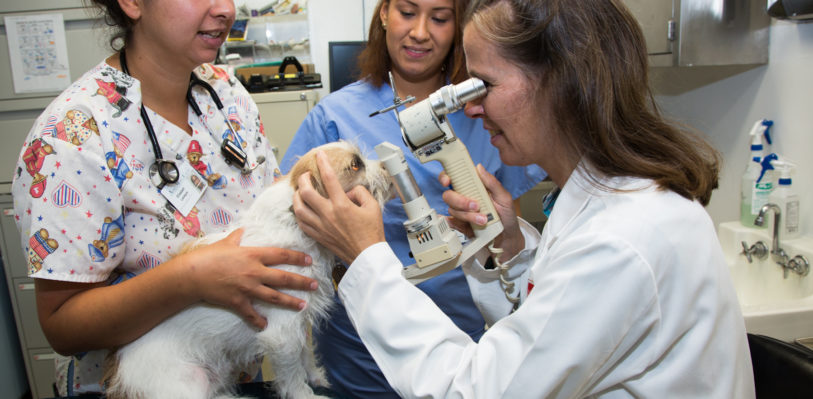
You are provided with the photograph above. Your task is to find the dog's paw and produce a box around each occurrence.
[306,366,330,388]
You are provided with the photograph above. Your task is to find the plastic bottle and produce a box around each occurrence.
[749,153,778,227]
[767,159,801,239]
[740,120,774,227]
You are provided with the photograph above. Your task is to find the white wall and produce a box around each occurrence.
[653,19,813,236]
[307,0,376,99]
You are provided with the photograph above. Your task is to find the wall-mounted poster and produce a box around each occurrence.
[4,13,71,93]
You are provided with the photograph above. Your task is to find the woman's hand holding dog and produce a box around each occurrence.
[440,165,525,262]
[35,230,316,354]
[293,151,386,265]
[179,228,318,330]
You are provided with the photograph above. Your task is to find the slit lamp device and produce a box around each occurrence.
[372,74,504,284]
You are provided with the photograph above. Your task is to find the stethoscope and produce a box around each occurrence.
[118,50,264,188]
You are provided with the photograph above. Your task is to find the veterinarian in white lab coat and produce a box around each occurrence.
[11,0,316,395]
[293,0,756,397]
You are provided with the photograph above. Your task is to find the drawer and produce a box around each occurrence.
[14,277,50,349]
[28,348,58,399]
[2,205,28,279]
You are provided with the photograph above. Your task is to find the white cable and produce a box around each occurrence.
[488,242,520,312]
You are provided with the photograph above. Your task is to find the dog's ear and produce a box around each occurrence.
[308,171,328,198]
[288,151,329,198]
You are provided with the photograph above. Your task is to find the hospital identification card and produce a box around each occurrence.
[160,162,207,216]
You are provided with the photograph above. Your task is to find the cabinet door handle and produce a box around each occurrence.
[18,283,35,291]
[33,353,59,361]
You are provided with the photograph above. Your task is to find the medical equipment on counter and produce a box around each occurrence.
[371,75,512,301]
[119,50,265,189]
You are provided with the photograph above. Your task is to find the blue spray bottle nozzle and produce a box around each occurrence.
[748,119,773,152]
[758,153,778,183]
[761,119,773,145]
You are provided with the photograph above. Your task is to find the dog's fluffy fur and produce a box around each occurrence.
[103,141,392,399]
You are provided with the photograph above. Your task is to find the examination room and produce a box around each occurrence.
[1,0,813,398]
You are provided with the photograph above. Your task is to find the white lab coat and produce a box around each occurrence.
[338,166,755,398]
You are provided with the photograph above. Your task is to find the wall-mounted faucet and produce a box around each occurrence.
[740,240,768,263]
[755,203,785,263]
[755,203,809,277]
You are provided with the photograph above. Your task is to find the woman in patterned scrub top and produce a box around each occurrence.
[11,0,316,395]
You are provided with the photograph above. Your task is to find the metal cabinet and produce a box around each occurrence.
[623,0,675,57]
[0,3,108,395]
[28,349,60,399]
[622,0,770,67]
[251,90,319,161]
[1,196,57,399]
[2,0,84,14]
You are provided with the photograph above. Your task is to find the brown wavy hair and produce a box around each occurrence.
[466,0,720,205]
[358,0,470,87]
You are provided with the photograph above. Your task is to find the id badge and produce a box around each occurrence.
[160,161,207,216]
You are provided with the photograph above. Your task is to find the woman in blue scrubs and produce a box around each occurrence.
[280,0,546,397]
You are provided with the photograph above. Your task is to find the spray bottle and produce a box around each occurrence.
[767,158,801,239]
[740,119,774,227]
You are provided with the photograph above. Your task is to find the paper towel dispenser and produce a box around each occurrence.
[768,0,813,20]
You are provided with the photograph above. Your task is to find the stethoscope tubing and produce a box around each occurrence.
[118,50,255,188]
[187,76,247,154]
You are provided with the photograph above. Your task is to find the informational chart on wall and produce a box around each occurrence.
[4,13,71,93]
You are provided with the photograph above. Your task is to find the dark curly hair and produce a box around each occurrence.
[84,0,136,51]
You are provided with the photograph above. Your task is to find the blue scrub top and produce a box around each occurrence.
[281,79,547,398]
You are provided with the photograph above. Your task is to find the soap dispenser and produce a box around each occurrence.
[768,159,801,239]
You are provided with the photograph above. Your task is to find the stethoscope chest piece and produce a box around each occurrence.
[149,159,180,189]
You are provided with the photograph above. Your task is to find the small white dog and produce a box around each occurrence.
[103,141,392,399]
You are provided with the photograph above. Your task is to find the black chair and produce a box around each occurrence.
[748,333,813,398]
